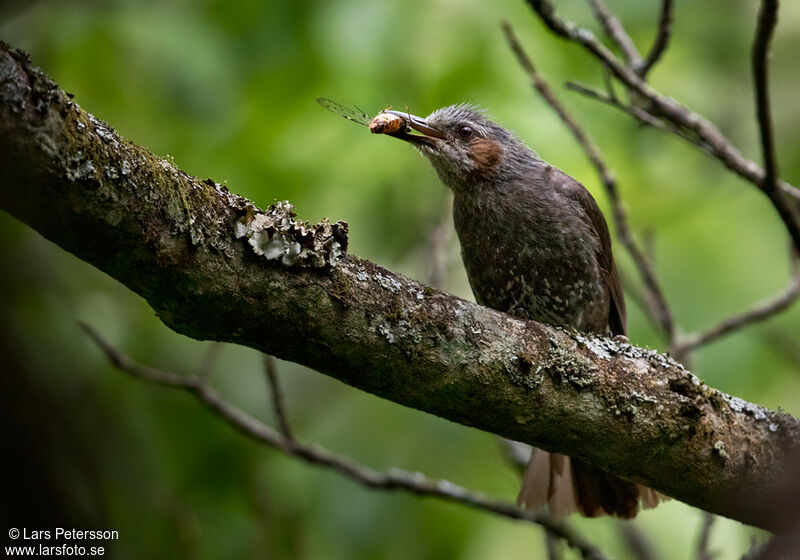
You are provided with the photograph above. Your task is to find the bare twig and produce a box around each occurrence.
[524,0,800,248]
[546,530,563,560]
[673,252,800,357]
[638,0,674,78]
[751,0,800,253]
[80,322,608,560]
[502,21,676,343]
[565,81,671,130]
[197,342,222,380]
[619,523,659,560]
[565,81,749,162]
[264,355,294,440]
[739,538,764,560]
[753,0,780,194]
[696,512,717,560]
[587,0,642,68]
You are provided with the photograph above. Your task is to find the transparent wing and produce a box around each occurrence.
[316,98,371,126]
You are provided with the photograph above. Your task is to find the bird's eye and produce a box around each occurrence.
[457,125,474,140]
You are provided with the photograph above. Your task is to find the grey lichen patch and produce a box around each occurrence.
[720,394,780,432]
[575,332,687,371]
[65,150,97,182]
[373,271,402,293]
[507,353,544,390]
[631,390,659,405]
[713,440,730,461]
[540,341,598,389]
[722,394,770,419]
[574,332,617,360]
[88,113,121,150]
[234,200,348,268]
[378,322,396,344]
[377,318,423,346]
[608,399,639,419]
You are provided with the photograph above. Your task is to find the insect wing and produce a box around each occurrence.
[316,98,370,126]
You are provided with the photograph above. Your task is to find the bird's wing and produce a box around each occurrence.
[560,173,627,336]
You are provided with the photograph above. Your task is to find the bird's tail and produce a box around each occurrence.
[517,448,666,518]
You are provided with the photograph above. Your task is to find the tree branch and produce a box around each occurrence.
[263,355,294,440]
[638,0,674,78]
[619,523,659,560]
[673,252,800,358]
[524,0,800,253]
[753,0,780,193]
[586,0,642,68]
[750,0,800,259]
[1,43,799,531]
[564,80,747,162]
[80,323,607,560]
[696,513,717,560]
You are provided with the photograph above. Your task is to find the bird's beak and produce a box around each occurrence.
[383,110,446,146]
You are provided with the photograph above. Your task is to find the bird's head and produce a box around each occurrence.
[382,104,536,191]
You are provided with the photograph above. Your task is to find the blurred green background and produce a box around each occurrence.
[2,0,800,558]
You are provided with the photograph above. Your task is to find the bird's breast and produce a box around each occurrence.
[453,190,609,333]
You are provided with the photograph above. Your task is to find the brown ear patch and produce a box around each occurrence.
[469,137,502,173]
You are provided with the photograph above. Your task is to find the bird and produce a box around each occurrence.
[376,103,662,518]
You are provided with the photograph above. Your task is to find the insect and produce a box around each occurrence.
[316,98,411,135]
[316,98,372,127]
[368,112,407,134]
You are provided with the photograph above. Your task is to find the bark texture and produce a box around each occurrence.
[1,43,798,531]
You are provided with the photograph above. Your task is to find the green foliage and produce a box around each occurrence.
[2,0,798,557]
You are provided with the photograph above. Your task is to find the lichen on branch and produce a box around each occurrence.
[234,200,348,268]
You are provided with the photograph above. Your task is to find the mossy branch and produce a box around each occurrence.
[1,43,798,532]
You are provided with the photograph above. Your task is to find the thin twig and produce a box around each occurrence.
[524,0,800,251]
[673,252,800,357]
[739,537,764,560]
[751,0,800,254]
[565,80,742,160]
[80,323,608,560]
[546,530,563,560]
[587,0,642,68]
[619,523,659,560]
[197,342,222,380]
[753,0,780,195]
[264,355,294,440]
[696,512,717,560]
[565,81,668,130]
[638,0,674,78]
[502,21,676,343]
[601,68,617,102]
